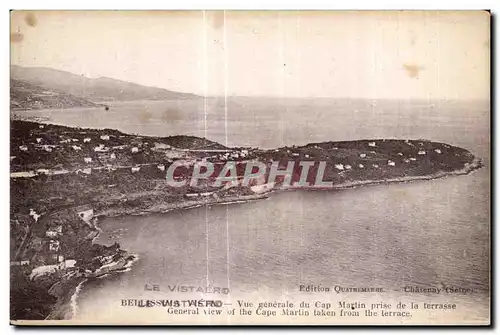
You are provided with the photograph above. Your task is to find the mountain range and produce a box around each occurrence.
[10,65,199,110]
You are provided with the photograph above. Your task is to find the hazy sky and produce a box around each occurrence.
[10,10,490,100]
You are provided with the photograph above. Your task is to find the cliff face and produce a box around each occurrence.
[10,79,101,110]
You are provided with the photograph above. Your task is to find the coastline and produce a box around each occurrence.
[46,156,483,321]
[10,119,484,322]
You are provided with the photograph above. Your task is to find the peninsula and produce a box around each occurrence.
[10,119,482,321]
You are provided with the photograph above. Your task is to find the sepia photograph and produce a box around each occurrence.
[9,10,490,325]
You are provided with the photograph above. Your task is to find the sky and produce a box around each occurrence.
[10,10,490,100]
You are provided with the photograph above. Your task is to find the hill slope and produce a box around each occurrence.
[11,65,199,102]
[10,79,101,110]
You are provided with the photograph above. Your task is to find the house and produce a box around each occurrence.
[36,169,50,175]
[358,164,364,168]
[46,225,62,238]
[418,150,426,155]
[84,157,92,163]
[49,240,60,252]
[72,145,82,151]
[131,147,139,153]
[335,164,344,170]
[359,153,366,158]
[305,154,310,159]
[39,125,44,129]
[397,152,403,156]
[110,153,116,160]
[84,138,91,143]
[345,165,352,170]
[20,260,30,265]
[100,135,110,140]
[372,164,379,168]
[434,148,442,154]
[10,156,16,161]
[388,160,396,166]
[36,138,42,143]
[131,166,141,173]
[94,144,108,152]
[75,205,94,224]
[29,208,41,222]
[42,145,53,152]
[404,159,411,163]
[409,157,417,161]
[19,145,28,151]
[368,142,376,147]
[157,164,165,171]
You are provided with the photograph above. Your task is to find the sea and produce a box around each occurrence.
[15,98,490,324]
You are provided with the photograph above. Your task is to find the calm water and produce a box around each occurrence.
[16,98,490,324]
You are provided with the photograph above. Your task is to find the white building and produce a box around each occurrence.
[359,153,366,158]
[358,164,364,168]
[19,145,28,151]
[335,164,344,170]
[345,164,352,170]
[100,135,110,140]
[131,166,141,173]
[36,138,42,143]
[29,209,41,222]
[46,225,62,238]
[84,157,92,163]
[157,164,165,171]
[110,153,116,160]
[94,144,108,152]
[84,138,91,143]
[388,160,396,166]
[368,142,376,147]
[49,240,60,252]
[131,147,139,153]
[418,150,426,155]
[434,148,442,154]
[42,145,53,152]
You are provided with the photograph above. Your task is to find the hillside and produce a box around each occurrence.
[10,79,101,110]
[11,65,199,102]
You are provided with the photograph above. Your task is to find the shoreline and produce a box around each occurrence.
[49,157,483,321]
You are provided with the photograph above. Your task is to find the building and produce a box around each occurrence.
[100,135,110,140]
[49,240,60,252]
[46,225,62,238]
